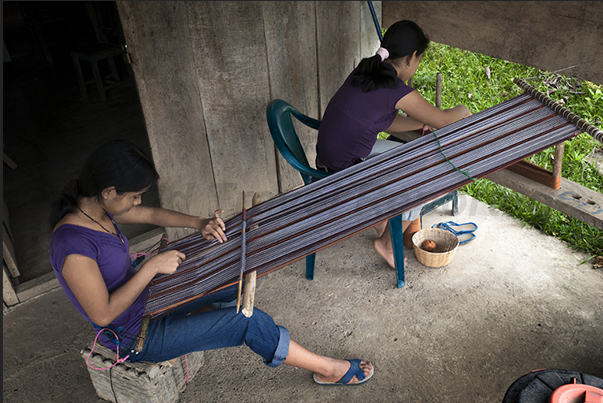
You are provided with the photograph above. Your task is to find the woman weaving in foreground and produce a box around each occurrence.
[49,139,373,385]
[316,20,472,267]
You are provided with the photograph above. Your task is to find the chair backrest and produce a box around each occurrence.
[266,99,332,185]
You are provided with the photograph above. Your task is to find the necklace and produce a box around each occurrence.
[76,205,124,243]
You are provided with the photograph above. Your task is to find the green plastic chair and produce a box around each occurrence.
[267,99,413,287]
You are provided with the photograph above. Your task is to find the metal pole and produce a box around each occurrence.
[367,1,383,41]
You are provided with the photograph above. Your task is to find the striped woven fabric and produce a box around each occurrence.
[142,79,600,320]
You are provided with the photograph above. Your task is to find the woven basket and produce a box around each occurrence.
[412,228,459,268]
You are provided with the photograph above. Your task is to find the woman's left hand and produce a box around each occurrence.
[421,124,437,135]
[199,209,227,243]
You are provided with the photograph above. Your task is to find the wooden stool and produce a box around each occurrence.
[71,43,124,102]
[80,343,204,403]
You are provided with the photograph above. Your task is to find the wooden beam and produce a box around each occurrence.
[3,212,20,278]
[383,1,603,85]
[3,264,19,306]
[15,272,60,303]
[486,168,603,230]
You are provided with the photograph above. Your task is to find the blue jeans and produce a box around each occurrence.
[120,285,290,367]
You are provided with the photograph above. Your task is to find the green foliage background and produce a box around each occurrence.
[400,42,603,257]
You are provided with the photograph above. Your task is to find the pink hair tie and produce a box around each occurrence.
[376,47,389,61]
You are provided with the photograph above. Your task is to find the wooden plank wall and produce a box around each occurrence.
[263,2,320,194]
[117,2,217,240]
[383,1,603,85]
[116,1,381,239]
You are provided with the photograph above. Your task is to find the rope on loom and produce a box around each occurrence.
[431,130,478,181]
[514,78,603,143]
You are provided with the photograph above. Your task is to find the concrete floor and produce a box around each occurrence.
[3,195,603,402]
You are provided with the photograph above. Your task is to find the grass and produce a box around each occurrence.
[400,42,603,257]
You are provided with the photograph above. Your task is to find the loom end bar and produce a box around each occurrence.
[514,77,603,143]
[134,317,150,352]
[241,270,257,317]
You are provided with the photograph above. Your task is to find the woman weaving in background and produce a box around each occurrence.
[316,20,472,268]
[49,139,373,385]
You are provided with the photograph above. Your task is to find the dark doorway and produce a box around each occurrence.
[3,1,160,285]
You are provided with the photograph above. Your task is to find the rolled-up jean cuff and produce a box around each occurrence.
[264,325,290,367]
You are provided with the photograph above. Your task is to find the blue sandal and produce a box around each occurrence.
[455,232,476,244]
[432,221,477,244]
[433,221,478,235]
[313,359,374,386]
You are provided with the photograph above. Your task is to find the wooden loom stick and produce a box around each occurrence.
[504,78,602,190]
[514,78,603,143]
[236,191,246,313]
[242,192,261,317]
[135,233,169,352]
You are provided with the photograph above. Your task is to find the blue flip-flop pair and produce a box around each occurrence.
[313,359,374,386]
[432,221,478,244]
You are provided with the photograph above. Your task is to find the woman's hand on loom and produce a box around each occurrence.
[145,250,186,275]
[199,209,227,243]
[454,104,473,119]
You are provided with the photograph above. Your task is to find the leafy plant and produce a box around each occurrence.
[408,42,603,256]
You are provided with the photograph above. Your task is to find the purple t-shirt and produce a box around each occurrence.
[316,70,414,171]
[49,215,148,351]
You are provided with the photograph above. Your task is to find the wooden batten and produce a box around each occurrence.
[241,192,261,317]
[506,160,561,190]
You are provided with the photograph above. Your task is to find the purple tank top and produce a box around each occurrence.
[49,215,147,351]
[316,70,414,171]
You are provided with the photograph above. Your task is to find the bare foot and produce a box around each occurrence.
[373,237,407,269]
[372,220,388,238]
[314,360,373,384]
[373,237,395,268]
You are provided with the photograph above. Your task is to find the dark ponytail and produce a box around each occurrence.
[352,20,430,92]
[49,179,81,231]
[50,140,159,230]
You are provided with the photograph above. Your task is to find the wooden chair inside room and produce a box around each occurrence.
[266,99,458,287]
[71,2,126,102]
